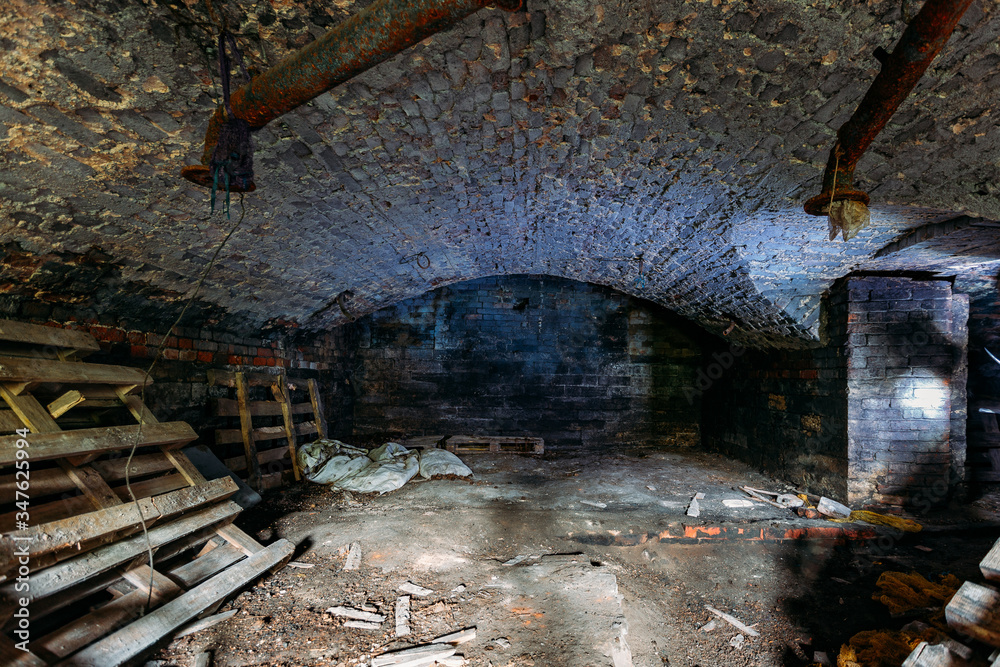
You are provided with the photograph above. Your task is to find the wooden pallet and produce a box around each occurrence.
[0,320,293,666]
[443,435,544,455]
[209,370,325,491]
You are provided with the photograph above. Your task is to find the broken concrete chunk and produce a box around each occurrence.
[326,606,386,623]
[700,620,717,632]
[493,638,511,650]
[902,641,969,667]
[344,541,362,571]
[722,498,754,508]
[399,581,434,597]
[730,634,745,649]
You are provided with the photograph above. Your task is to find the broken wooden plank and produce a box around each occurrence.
[399,581,433,597]
[433,627,476,644]
[0,635,47,667]
[175,609,239,638]
[344,542,361,571]
[396,596,411,637]
[169,543,245,589]
[372,644,457,667]
[0,421,198,465]
[945,581,1000,646]
[983,537,1000,582]
[704,606,760,637]
[0,356,148,387]
[327,606,386,623]
[56,538,294,667]
[0,320,100,354]
[47,390,85,418]
[344,620,382,630]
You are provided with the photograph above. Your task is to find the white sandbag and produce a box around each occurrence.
[369,442,410,462]
[297,439,374,485]
[338,454,420,494]
[418,448,473,479]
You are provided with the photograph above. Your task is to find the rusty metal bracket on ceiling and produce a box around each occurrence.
[803,0,974,230]
[181,0,522,192]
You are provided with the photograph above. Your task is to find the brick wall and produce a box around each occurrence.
[349,275,704,449]
[703,299,848,499]
[844,276,967,506]
[705,275,968,508]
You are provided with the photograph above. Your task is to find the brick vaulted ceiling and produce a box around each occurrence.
[1,0,999,347]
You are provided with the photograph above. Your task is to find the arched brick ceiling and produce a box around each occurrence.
[1,0,998,346]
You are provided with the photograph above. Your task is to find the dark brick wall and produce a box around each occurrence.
[349,275,704,449]
[702,299,848,500]
[961,272,1000,485]
[705,275,968,507]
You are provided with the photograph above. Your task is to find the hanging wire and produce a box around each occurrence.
[124,194,248,613]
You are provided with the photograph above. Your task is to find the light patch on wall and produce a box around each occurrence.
[909,380,950,411]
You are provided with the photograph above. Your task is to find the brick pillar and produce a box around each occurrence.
[844,276,967,508]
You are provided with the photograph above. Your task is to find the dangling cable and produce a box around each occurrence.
[124,194,248,612]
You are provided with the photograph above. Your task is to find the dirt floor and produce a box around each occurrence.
[151,447,1000,667]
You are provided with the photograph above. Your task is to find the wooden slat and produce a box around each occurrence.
[307,378,326,439]
[945,581,1000,646]
[235,372,262,491]
[5,477,238,567]
[89,453,175,485]
[211,397,294,418]
[169,542,245,588]
[0,501,242,606]
[0,356,148,386]
[58,461,120,510]
[0,410,24,433]
[274,376,301,481]
[0,636,46,666]
[0,386,60,433]
[47,390,85,418]
[0,320,99,354]
[207,369,281,388]
[0,422,198,465]
[225,445,289,473]
[983,538,1000,582]
[58,539,294,667]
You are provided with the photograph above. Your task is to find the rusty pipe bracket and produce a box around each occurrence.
[182,0,518,190]
[803,149,870,216]
[803,0,973,217]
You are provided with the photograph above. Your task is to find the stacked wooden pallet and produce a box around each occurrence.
[0,320,293,666]
[443,435,544,456]
[209,369,325,491]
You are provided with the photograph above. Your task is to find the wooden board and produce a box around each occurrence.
[59,539,294,667]
[945,581,1000,646]
[444,435,544,455]
[0,320,99,355]
[983,538,1000,582]
[0,421,198,465]
[207,369,282,388]
[211,397,313,418]
[0,356,148,387]
[235,373,262,491]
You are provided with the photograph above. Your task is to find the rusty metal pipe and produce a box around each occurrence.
[182,0,520,190]
[804,0,973,216]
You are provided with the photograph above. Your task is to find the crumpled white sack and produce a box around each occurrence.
[297,439,371,485]
[368,442,410,462]
[337,453,420,494]
[418,448,473,479]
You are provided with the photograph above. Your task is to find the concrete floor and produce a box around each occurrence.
[153,447,1000,667]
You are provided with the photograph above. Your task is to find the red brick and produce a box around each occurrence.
[197,351,213,363]
[178,338,194,350]
[127,331,146,344]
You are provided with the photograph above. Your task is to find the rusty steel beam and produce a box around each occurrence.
[182,0,520,190]
[804,0,974,216]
